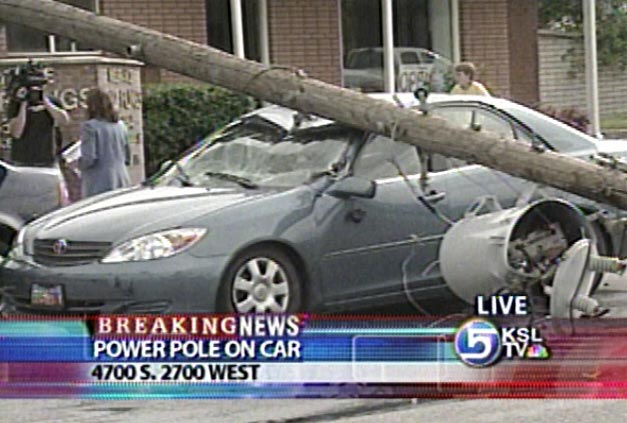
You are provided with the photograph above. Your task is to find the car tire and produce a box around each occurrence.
[0,225,16,257]
[218,247,303,313]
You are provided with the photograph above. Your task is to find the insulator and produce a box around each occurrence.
[588,256,627,274]
[571,295,601,315]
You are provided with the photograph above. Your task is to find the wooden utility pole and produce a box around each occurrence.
[2,0,627,209]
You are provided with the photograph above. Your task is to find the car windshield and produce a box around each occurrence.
[156,119,351,189]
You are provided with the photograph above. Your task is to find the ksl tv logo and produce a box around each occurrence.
[453,317,550,368]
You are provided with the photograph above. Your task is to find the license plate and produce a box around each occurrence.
[30,284,64,307]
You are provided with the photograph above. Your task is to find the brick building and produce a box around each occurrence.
[0,0,540,103]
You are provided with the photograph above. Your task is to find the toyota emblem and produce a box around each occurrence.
[52,239,68,255]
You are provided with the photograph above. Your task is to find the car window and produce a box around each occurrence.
[431,107,473,130]
[400,52,420,65]
[432,106,515,139]
[502,105,596,152]
[474,109,515,139]
[353,136,421,180]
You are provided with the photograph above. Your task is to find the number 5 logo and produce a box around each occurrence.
[454,319,502,368]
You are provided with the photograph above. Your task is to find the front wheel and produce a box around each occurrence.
[218,247,302,313]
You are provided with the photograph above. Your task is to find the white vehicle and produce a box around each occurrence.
[343,47,453,93]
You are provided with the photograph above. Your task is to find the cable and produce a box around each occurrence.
[401,234,430,315]
[385,119,454,226]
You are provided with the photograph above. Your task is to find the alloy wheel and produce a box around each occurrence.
[231,257,290,312]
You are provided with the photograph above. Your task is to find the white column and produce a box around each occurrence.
[382,0,395,93]
[583,0,601,138]
[259,0,270,65]
[451,0,461,63]
[230,0,246,58]
[47,34,56,53]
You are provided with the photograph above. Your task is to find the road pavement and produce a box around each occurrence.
[1,399,626,422]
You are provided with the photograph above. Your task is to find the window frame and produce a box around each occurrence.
[4,0,100,55]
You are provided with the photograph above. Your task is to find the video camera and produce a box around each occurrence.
[3,60,52,105]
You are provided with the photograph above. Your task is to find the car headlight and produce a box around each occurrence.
[101,228,207,263]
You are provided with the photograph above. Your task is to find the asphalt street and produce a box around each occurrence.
[1,399,626,422]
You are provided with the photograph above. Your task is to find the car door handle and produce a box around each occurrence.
[423,191,446,203]
[347,207,366,223]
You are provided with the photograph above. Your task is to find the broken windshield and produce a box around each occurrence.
[157,120,352,189]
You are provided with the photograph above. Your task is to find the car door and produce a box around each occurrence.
[316,134,450,308]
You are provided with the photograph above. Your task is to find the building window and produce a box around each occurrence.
[341,0,453,92]
[5,0,97,53]
[206,0,261,61]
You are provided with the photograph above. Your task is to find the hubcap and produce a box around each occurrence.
[232,257,290,313]
[253,284,269,301]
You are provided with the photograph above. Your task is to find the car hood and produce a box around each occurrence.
[27,185,276,243]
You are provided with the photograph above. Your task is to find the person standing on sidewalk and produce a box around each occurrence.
[78,88,131,198]
[8,86,70,166]
[450,62,491,96]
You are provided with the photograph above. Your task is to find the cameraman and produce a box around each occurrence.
[7,84,69,166]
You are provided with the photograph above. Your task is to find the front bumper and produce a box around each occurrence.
[0,253,230,314]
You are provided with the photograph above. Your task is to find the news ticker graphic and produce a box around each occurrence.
[1,313,627,398]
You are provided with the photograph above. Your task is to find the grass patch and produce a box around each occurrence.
[601,113,627,130]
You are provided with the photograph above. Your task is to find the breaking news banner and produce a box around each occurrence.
[1,301,627,399]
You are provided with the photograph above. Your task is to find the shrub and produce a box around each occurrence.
[142,84,254,176]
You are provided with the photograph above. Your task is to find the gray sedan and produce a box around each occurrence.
[1,94,624,314]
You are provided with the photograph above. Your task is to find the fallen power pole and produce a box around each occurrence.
[2,0,627,209]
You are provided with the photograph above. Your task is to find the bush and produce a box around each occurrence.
[142,84,254,176]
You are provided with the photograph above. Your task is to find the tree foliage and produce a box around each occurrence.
[539,0,627,70]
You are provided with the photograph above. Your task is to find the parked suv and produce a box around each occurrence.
[0,160,68,255]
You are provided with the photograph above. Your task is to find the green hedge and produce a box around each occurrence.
[142,84,254,176]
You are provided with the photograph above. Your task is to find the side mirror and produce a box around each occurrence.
[159,160,172,172]
[327,176,376,199]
